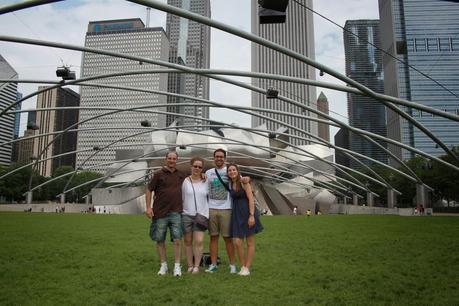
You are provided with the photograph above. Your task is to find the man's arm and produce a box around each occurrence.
[241,175,251,184]
[145,187,153,219]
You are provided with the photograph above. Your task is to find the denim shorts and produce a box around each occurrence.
[149,212,183,242]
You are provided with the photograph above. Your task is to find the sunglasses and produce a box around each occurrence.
[192,165,203,169]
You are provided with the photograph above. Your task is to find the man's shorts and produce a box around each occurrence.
[182,214,207,233]
[149,212,183,242]
[208,208,232,237]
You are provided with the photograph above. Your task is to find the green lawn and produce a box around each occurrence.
[0,212,458,305]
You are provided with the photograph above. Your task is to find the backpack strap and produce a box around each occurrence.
[214,168,230,192]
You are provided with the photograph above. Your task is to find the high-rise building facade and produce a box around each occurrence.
[316,92,330,142]
[0,54,18,166]
[14,92,22,139]
[77,19,170,173]
[14,111,38,165]
[251,0,317,145]
[166,0,211,129]
[334,128,350,170]
[15,129,36,165]
[11,92,23,163]
[344,20,387,168]
[379,0,459,164]
[33,87,80,177]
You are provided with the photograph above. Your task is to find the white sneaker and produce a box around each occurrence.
[187,266,194,273]
[158,264,168,276]
[230,264,237,274]
[173,264,182,277]
[238,266,250,276]
[205,264,218,273]
[192,266,199,274]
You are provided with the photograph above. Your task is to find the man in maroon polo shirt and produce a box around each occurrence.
[146,151,186,277]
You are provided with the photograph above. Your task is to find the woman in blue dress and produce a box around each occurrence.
[227,163,263,276]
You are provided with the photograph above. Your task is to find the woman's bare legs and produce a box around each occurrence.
[183,231,193,270]
[233,237,246,267]
[245,235,255,269]
[193,231,205,270]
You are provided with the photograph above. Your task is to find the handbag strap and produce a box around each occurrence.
[188,177,198,214]
[214,168,230,192]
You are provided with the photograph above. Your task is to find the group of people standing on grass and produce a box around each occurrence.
[145,148,263,277]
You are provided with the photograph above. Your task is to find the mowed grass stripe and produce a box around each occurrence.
[0,212,458,305]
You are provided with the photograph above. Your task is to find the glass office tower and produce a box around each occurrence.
[379,0,459,164]
[344,20,387,169]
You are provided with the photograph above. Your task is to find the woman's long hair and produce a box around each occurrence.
[227,163,241,191]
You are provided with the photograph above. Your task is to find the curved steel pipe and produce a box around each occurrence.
[125,0,459,163]
[0,36,457,165]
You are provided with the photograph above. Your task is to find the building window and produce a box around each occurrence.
[427,38,438,52]
[415,38,426,52]
[397,41,407,54]
[439,38,451,51]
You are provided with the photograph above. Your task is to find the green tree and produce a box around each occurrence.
[46,166,75,201]
[66,171,104,203]
[0,164,48,202]
[423,147,459,205]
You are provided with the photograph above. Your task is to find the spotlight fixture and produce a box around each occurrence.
[56,66,76,80]
[266,88,278,99]
[27,122,39,130]
[140,120,152,127]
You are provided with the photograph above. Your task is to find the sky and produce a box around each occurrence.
[0,0,379,140]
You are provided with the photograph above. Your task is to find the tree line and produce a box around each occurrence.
[340,147,459,207]
[0,165,103,203]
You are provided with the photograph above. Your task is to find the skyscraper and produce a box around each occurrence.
[316,92,330,142]
[33,87,80,177]
[15,129,36,165]
[166,0,211,129]
[251,0,317,145]
[11,92,22,163]
[77,19,170,173]
[344,19,387,168]
[379,0,459,164]
[334,128,350,170]
[14,92,22,139]
[0,54,18,166]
